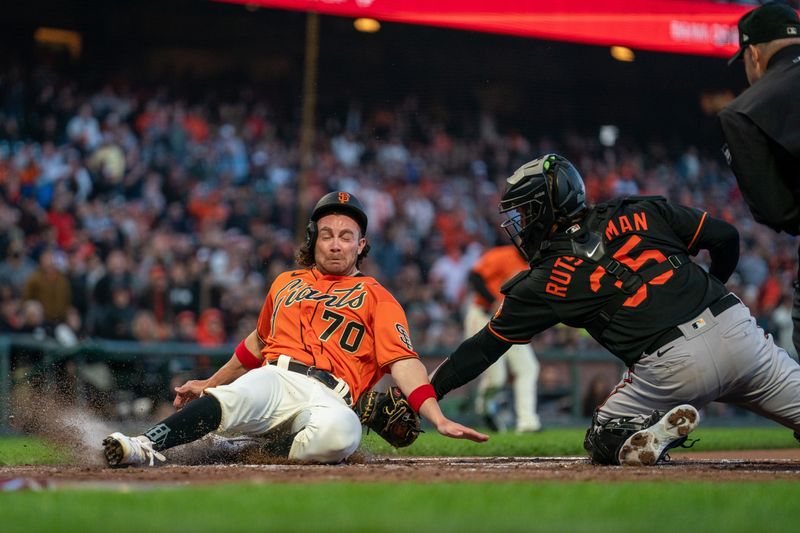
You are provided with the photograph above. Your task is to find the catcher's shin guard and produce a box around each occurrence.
[583,410,663,465]
[584,427,626,466]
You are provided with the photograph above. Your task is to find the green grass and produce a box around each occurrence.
[359,425,799,456]
[1,426,796,465]
[2,431,800,532]
[2,482,800,533]
[0,436,71,465]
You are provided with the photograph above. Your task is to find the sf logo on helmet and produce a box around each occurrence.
[338,192,351,203]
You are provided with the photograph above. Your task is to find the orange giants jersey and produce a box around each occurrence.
[256,267,418,402]
[471,245,529,310]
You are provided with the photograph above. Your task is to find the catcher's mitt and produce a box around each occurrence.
[355,386,421,448]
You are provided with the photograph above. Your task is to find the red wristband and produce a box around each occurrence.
[408,384,436,413]
[235,340,262,369]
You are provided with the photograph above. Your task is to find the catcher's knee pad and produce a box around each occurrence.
[583,411,660,465]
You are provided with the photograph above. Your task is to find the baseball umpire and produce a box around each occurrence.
[719,2,800,354]
[103,191,487,467]
[466,244,541,433]
[432,154,800,466]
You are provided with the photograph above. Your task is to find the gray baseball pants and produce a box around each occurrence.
[597,298,800,432]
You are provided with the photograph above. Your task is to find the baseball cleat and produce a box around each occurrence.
[618,404,699,466]
[103,432,166,468]
[515,417,543,434]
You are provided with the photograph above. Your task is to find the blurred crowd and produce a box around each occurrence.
[1,62,797,365]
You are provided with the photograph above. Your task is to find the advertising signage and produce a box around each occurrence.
[219,0,766,57]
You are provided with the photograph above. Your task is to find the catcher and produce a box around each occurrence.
[103,191,486,467]
[432,154,800,466]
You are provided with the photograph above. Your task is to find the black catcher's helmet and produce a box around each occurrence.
[306,191,370,253]
[499,154,586,261]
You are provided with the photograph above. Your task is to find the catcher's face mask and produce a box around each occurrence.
[499,163,555,262]
[500,154,587,262]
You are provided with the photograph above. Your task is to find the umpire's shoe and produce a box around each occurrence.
[618,405,699,466]
[103,432,166,467]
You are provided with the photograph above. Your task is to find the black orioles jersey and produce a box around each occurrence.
[488,197,734,365]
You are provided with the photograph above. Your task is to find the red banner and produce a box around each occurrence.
[219,0,765,57]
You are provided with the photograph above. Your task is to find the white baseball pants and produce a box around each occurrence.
[206,364,362,463]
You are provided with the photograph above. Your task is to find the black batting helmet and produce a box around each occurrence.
[310,191,368,234]
[305,191,370,255]
[499,154,586,261]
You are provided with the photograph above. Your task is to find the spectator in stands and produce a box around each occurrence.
[0,240,36,297]
[196,308,227,346]
[22,249,71,326]
[1,59,797,364]
[66,103,102,153]
[0,284,20,332]
[93,287,137,340]
[174,311,198,343]
[131,310,161,343]
[17,299,48,339]
[138,264,172,326]
[92,249,133,309]
[167,260,201,316]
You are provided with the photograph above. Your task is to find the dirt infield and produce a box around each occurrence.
[5,397,800,488]
[3,450,800,488]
